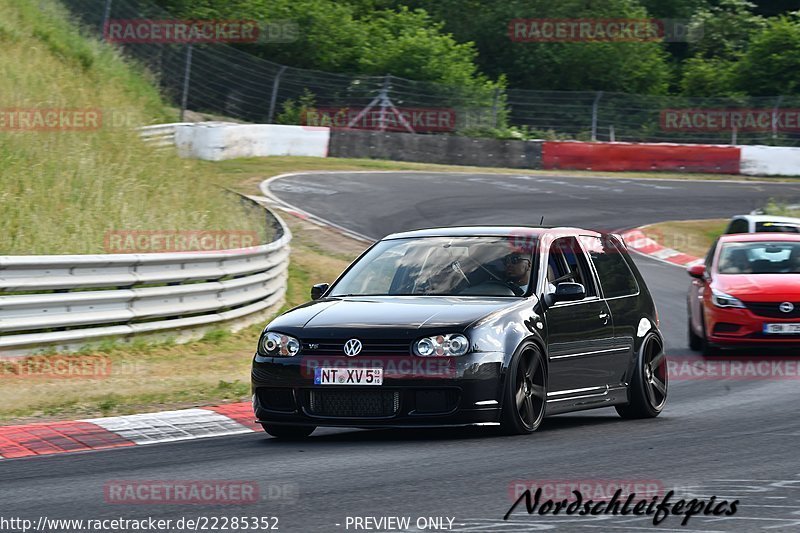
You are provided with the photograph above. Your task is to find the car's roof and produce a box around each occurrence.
[732,214,800,224]
[718,233,800,243]
[383,226,602,240]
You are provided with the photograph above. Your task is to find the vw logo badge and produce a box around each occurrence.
[779,302,795,313]
[343,338,362,357]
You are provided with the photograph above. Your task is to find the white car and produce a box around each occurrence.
[724,214,800,235]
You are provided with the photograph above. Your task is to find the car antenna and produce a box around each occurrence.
[540,216,545,226]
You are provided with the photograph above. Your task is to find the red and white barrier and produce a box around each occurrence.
[542,141,741,174]
[164,122,800,177]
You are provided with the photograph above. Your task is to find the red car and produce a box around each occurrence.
[687,233,800,354]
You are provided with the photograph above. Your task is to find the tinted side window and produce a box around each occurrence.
[726,219,749,234]
[546,237,597,298]
[582,236,638,298]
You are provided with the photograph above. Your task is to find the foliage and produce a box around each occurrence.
[734,15,800,96]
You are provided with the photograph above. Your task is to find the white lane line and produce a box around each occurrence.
[82,408,253,445]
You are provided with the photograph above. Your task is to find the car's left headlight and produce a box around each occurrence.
[414,334,469,357]
[259,331,301,357]
[711,289,745,309]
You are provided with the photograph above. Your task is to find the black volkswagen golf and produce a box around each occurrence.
[252,226,667,439]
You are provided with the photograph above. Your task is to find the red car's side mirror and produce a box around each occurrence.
[687,264,706,279]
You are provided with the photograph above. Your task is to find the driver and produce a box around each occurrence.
[503,251,532,295]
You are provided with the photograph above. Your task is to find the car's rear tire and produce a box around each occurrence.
[616,333,667,419]
[261,424,316,440]
[500,346,547,435]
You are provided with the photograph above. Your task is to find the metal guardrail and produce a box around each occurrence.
[0,203,291,356]
[139,123,192,148]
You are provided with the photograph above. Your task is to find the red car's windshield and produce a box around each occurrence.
[718,241,800,274]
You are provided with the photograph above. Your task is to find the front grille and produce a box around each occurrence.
[307,390,400,418]
[744,302,800,319]
[302,339,411,356]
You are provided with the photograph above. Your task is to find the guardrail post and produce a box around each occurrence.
[772,96,783,141]
[267,66,287,124]
[179,44,193,122]
[591,91,603,141]
[491,87,500,128]
[101,0,112,33]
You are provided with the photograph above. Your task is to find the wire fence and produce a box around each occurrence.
[62,0,800,146]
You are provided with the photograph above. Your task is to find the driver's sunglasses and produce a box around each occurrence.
[504,254,531,265]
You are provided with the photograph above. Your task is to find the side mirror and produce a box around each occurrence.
[310,283,329,300]
[687,264,706,279]
[553,282,586,303]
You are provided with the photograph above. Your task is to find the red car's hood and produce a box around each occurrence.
[715,273,800,300]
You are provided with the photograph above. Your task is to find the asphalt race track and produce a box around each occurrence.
[3,172,800,533]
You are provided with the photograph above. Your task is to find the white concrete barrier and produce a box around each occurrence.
[740,145,800,176]
[175,123,329,161]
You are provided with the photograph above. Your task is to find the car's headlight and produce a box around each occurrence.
[414,334,469,357]
[711,289,745,309]
[259,332,301,357]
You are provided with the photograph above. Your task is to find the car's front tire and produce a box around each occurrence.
[688,316,703,351]
[616,333,667,419]
[261,424,316,440]
[698,310,721,356]
[500,345,547,435]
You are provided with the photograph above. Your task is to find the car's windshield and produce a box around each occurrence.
[329,236,537,297]
[718,241,800,274]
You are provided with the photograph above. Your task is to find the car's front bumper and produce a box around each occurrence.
[251,352,505,428]
[706,305,800,347]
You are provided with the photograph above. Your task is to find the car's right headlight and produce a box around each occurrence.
[259,332,301,357]
[711,289,745,309]
[414,334,469,357]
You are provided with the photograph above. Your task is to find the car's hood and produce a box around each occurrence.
[715,273,800,300]
[268,296,518,333]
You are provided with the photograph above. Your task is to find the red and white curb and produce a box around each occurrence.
[0,402,257,460]
[621,228,703,267]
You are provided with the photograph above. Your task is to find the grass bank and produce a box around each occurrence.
[641,202,800,259]
[0,0,266,254]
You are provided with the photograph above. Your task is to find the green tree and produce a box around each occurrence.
[397,0,671,93]
[679,57,740,95]
[686,0,765,60]
[734,15,800,96]
[638,0,709,19]
[153,0,488,88]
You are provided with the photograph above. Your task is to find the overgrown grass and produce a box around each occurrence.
[642,219,728,259]
[0,0,266,254]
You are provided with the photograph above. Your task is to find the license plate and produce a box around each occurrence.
[763,323,800,334]
[314,367,383,385]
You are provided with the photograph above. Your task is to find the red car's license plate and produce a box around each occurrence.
[764,323,800,334]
